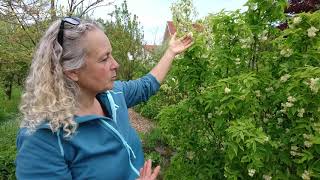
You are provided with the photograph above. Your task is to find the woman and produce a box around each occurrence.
[16,17,193,180]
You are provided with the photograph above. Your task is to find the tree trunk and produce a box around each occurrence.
[51,0,57,21]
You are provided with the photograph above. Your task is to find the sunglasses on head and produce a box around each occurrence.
[57,17,81,46]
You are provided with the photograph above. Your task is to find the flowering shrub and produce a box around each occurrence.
[142,0,320,179]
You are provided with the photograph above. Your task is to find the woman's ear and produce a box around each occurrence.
[64,70,79,81]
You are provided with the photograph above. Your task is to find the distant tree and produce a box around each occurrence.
[103,0,144,80]
[0,0,113,99]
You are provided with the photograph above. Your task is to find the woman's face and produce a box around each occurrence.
[76,29,119,94]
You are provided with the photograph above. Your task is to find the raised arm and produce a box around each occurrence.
[150,33,193,83]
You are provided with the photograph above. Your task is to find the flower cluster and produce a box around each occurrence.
[240,37,253,49]
[280,74,291,82]
[265,87,274,93]
[280,96,296,113]
[235,58,241,65]
[255,90,261,98]
[258,30,268,42]
[186,151,195,160]
[248,169,256,177]
[305,78,319,93]
[224,87,231,94]
[307,26,319,38]
[303,134,313,148]
[290,145,301,156]
[263,175,272,180]
[297,108,305,118]
[301,170,311,180]
[171,0,197,34]
[313,122,320,133]
[293,16,302,25]
[280,48,293,57]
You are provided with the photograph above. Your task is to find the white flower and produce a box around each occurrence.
[307,26,319,38]
[287,96,296,102]
[298,108,305,118]
[303,133,311,139]
[241,44,249,49]
[291,145,299,151]
[263,175,272,180]
[293,16,302,24]
[255,90,261,97]
[309,78,319,93]
[280,74,291,82]
[280,48,293,57]
[265,87,274,93]
[285,102,294,108]
[224,87,231,94]
[277,118,284,124]
[260,36,268,41]
[248,169,256,177]
[250,3,258,10]
[290,150,298,156]
[186,151,195,160]
[304,141,312,148]
[301,170,311,180]
[280,109,287,113]
[235,58,241,65]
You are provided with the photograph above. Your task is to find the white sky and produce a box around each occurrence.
[91,0,248,45]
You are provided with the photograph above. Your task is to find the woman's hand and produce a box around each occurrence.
[136,159,160,180]
[167,32,193,56]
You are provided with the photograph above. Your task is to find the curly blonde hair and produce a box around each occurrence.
[20,18,101,137]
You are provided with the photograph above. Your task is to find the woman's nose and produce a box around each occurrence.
[111,57,119,69]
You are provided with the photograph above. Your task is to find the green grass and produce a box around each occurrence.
[0,117,19,180]
[0,86,21,124]
[0,86,21,179]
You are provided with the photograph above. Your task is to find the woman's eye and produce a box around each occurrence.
[101,58,108,62]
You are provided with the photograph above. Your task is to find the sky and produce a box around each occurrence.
[93,0,248,45]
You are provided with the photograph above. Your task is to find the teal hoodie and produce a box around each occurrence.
[15,74,160,180]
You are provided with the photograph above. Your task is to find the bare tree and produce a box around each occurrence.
[65,0,114,17]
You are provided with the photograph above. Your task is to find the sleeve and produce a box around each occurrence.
[116,73,161,108]
[15,128,72,180]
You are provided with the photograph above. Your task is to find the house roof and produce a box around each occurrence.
[167,21,177,36]
[143,45,158,53]
[162,21,204,44]
[165,21,204,36]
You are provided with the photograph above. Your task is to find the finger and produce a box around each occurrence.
[139,168,144,177]
[146,159,152,176]
[184,42,194,49]
[150,166,161,179]
[178,34,188,42]
[143,161,147,176]
[183,38,193,45]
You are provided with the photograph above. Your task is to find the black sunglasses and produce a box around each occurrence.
[57,17,81,46]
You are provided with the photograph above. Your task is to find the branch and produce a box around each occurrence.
[79,1,114,18]
[8,1,36,46]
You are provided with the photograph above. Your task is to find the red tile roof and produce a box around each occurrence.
[167,21,177,36]
[143,45,158,53]
[163,21,204,43]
